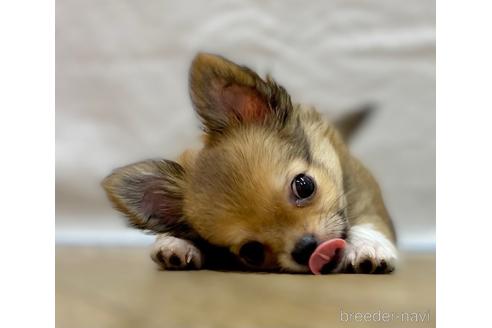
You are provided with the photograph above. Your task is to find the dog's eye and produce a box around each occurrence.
[291,174,316,200]
[239,241,265,266]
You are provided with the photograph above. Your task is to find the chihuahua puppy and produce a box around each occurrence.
[102,53,397,274]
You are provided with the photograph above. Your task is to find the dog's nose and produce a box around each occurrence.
[291,234,318,265]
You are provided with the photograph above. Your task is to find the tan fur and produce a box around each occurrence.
[102,53,397,273]
[176,105,395,271]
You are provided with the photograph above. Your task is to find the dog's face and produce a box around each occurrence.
[184,125,347,272]
[103,54,368,272]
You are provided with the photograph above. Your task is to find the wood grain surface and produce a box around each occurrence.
[56,247,435,328]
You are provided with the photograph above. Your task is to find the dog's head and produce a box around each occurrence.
[103,53,371,272]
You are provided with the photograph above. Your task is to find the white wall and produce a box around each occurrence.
[56,0,435,249]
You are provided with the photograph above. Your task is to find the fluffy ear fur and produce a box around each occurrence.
[335,104,375,141]
[189,53,292,134]
[102,159,194,237]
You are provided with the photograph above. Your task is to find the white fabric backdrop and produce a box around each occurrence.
[56,0,435,249]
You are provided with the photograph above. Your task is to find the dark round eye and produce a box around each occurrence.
[239,241,265,266]
[291,174,316,200]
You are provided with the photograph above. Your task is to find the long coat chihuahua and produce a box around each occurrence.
[102,53,397,274]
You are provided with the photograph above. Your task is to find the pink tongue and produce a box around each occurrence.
[308,238,346,275]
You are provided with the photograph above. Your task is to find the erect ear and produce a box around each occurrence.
[102,159,193,237]
[334,104,375,142]
[189,53,292,133]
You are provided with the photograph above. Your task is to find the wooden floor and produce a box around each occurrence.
[56,247,435,328]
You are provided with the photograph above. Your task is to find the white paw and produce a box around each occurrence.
[337,224,398,274]
[150,235,203,270]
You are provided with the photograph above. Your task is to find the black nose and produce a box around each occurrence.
[291,234,318,265]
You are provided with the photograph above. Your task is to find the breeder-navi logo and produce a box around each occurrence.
[340,309,431,323]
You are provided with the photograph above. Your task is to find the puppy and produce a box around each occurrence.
[102,53,397,274]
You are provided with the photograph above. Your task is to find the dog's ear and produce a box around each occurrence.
[189,53,292,133]
[334,104,375,142]
[102,159,192,236]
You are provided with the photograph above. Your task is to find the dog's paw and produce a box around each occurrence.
[150,235,203,270]
[337,224,397,274]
